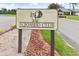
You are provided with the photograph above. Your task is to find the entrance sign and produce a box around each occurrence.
[16,9,57,55]
[16,9,57,30]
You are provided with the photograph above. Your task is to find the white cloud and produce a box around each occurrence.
[30,3,39,6]
[6,4,15,9]
[0,4,9,8]
[0,0,79,3]
[0,4,16,9]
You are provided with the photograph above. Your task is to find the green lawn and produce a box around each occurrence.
[0,14,15,16]
[67,16,79,20]
[41,30,79,56]
[41,30,50,44]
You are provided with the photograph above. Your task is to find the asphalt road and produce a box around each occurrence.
[58,18,79,52]
[0,16,15,30]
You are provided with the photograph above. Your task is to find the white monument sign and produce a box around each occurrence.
[16,9,58,30]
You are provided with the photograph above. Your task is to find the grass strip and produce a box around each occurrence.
[41,30,79,56]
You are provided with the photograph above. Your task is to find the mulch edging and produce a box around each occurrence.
[24,30,60,56]
[24,30,50,56]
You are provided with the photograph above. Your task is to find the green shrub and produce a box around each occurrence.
[58,15,66,18]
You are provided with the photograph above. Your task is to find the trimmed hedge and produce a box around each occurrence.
[59,15,66,18]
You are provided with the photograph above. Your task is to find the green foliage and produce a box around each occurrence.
[64,12,70,15]
[0,8,16,14]
[48,3,60,9]
[59,15,66,18]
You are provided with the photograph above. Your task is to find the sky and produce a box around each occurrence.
[0,3,79,10]
[0,3,50,9]
[61,3,79,9]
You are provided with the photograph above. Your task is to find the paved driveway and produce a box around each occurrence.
[0,29,31,56]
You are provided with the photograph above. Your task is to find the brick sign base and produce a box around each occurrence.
[25,30,50,56]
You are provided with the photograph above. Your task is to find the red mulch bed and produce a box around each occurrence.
[24,30,50,56]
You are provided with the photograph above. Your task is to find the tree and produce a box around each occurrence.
[7,9,16,14]
[48,3,60,9]
[1,8,7,14]
[10,9,16,14]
